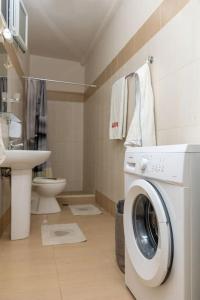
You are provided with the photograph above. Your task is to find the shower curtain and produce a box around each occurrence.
[0,77,7,112]
[25,78,52,177]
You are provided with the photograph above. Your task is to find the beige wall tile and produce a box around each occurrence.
[48,100,83,191]
[134,8,161,54]
[117,38,135,70]
[160,0,189,27]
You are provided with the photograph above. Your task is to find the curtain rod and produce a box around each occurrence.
[125,55,154,79]
[22,76,97,88]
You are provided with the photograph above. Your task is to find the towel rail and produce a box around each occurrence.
[125,56,154,79]
[21,56,154,86]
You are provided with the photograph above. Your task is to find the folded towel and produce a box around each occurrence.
[0,119,6,164]
[9,121,22,138]
[109,77,128,140]
[124,63,156,147]
[8,113,22,138]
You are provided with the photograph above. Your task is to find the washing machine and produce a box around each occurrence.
[124,144,200,300]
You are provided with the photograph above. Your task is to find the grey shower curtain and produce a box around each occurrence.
[0,77,7,112]
[25,78,51,177]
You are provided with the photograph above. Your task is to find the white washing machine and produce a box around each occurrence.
[124,144,200,300]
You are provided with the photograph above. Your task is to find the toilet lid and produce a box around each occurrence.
[33,177,66,184]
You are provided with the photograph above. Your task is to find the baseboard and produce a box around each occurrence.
[58,191,116,216]
[96,191,115,216]
[57,194,96,205]
[0,207,11,237]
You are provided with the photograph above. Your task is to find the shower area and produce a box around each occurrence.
[28,55,86,193]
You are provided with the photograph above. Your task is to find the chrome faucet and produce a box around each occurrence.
[9,139,24,150]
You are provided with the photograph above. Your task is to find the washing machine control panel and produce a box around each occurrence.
[140,158,149,171]
[148,156,166,174]
[124,151,187,184]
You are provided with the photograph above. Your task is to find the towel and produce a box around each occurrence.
[124,63,156,147]
[8,113,22,138]
[0,119,6,164]
[9,121,22,138]
[109,77,128,139]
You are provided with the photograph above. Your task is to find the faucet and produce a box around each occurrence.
[9,139,24,150]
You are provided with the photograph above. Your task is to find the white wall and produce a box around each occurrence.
[30,55,85,93]
[85,0,163,83]
[30,55,85,191]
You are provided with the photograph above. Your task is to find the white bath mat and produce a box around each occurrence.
[41,223,87,246]
[69,204,102,216]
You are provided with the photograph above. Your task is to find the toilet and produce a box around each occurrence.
[31,177,66,214]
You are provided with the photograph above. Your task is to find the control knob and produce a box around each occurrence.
[140,158,148,171]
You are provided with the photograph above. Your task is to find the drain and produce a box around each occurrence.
[54,230,71,237]
[78,208,90,211]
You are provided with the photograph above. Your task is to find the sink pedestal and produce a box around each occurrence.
[11,169,32,240]
[0,150,51,240]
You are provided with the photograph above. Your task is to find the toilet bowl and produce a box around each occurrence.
[31,177,66,214]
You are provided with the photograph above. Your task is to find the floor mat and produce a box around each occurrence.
[41,223,87,246]
[69,204,102,216]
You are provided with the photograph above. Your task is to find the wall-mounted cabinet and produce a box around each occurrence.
[9,0,28,52]
[0,0,9,27]
[0,0,28,52]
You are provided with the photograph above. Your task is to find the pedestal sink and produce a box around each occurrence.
[1,150,51,240]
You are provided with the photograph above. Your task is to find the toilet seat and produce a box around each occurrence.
[33,177,66,184]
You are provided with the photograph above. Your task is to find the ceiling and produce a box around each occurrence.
[23,0,121,63]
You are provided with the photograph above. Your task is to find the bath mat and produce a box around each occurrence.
[41,223,87,246]
[69,204,102,216]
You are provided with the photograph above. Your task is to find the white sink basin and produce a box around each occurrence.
[1,150,51,169]
[0,149,51,240]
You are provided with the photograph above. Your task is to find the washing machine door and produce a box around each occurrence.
[124,179,173,287]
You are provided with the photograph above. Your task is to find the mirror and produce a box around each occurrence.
[0,42,23,119]
[0,43,8,113]
[0,42,23,149]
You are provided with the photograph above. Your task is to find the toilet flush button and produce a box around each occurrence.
[140,158,148,171]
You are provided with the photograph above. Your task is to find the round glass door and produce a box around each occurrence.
[124,179,173,287]
[133,194,159,260]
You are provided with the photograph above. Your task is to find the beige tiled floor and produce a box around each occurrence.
[0,205,134,300]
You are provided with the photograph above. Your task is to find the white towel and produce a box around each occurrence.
[0,119,6,164]
[124,63,156,147]
[9,121,22,138]
[8,114,22,138]
[109,77,128,140]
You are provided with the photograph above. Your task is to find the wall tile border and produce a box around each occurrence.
[96,191,115,216]
[84,0,190,101]
[0,207,11,237]
[47,90,84,102]
[3,41,25,83]
[57,194,95,205]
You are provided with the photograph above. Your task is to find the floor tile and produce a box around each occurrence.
[0,204,134,300]
[0,287,62,300]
